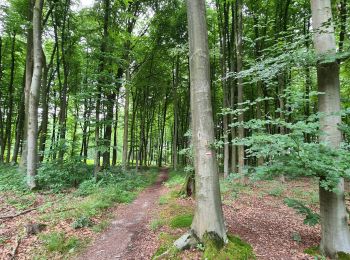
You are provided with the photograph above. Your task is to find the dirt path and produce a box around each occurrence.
[76,168,169,260]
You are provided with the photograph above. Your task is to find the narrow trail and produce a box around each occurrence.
[77,168,169,260]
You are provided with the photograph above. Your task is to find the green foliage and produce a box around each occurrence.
[284,198,320,226]
[36,160,93,192]
[221,93,350,193]
[165,170,186,188]
[75,179,101,197]
[40,232,80,253]
[0,165,27,192]
[169,214,193,229]
[203,234,255,260]
[72,216,93,229]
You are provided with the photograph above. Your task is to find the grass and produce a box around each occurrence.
[268,186,285,197]
[150,219,165,231]
[159,195,170,205]
[164,170,187,188]
[91,220,110,233]
[40,232,81,253]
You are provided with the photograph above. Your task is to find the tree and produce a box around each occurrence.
[185,0,227,242]
[27,0,43,189]
[311,0,350,256]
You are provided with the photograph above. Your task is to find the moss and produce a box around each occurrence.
[203,234,255,260]
[337,252,350,260]
[303,246,320,256]
[169,214,193,229]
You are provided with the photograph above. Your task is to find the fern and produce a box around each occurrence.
[284,198,320,226]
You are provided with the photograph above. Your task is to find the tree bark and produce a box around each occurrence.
[235,0,244,175]
[5,32,16,163]
[186,0,227,242]
[311,0,350,256]
[27,0,43,189]
[122,65,130,169]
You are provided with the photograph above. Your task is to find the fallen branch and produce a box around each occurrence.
[0,208,37,220]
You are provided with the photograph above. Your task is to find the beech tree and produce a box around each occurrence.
[185,0,227,242]
[311,0,350,256]
[27,0,43,189]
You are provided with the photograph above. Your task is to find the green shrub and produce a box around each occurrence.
[72,216,93,229]
[36,160,93,192]
[75,179,100,197]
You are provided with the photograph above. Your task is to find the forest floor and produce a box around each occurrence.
[76,170,322,260]
[0,166,325,259]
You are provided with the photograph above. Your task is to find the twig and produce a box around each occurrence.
[0,208,37,220]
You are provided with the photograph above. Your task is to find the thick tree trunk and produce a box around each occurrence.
[27,0,43,189]
[186,0,227,242]
[311,0,350,257]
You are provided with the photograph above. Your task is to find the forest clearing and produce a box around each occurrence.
[0,0,350,259]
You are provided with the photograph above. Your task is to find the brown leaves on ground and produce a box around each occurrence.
[1,175,322,260]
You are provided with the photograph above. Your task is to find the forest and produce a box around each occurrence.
[0,0,349,259]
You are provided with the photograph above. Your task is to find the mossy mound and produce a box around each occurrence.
[337,252,350,260]
[169,214,193,229]
[203,233,255,260]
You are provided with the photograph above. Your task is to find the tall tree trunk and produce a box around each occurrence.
[235,0,244,176]
[158,93,168,167]
[12,77,25,163]
[27,0,43,189]
[5,32,16,163]
[0,36,4,162]
[186,0,227,242]
[122,65,130,169]
[311,0,350,256]
[39,46,56,162]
